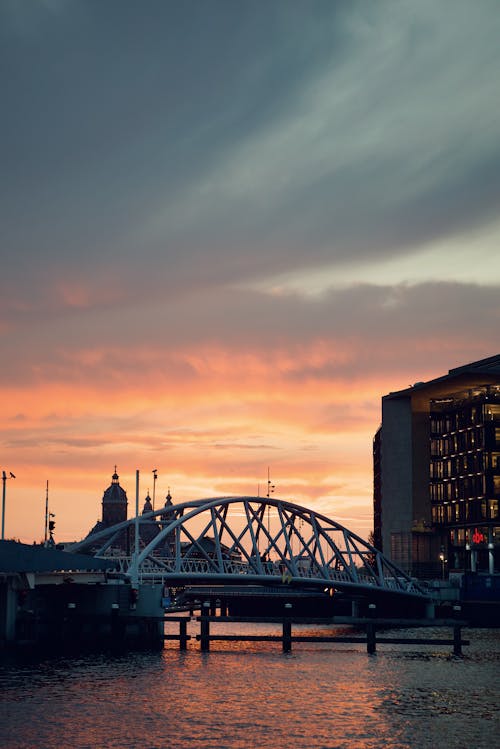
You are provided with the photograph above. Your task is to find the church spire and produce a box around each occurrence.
[102,467,128,526]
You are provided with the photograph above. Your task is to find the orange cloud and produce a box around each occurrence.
[1,338,380,544]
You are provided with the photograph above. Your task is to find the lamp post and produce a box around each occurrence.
[1,470,16,541]
[439,552,446,580]
[152,469,158,511]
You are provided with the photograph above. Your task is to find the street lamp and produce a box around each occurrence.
[439,552,447,580]
[1,470,16,541]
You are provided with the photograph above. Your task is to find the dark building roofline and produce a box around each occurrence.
[0,540,118,574]
[448,353,500,375]
[384,353,500,400]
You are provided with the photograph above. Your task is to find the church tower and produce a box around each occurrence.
[102,467,128,526]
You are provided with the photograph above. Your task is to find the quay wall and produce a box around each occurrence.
[2,579,165,653]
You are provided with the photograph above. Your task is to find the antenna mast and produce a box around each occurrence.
[44,480,49,544]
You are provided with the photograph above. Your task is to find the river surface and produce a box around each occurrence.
[1,622,499,749]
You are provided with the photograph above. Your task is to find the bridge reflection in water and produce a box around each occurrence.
[71,496,428,611]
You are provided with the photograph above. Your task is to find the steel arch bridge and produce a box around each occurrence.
[71,496,426,600]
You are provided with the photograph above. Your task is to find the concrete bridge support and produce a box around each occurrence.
[0,580,17,645]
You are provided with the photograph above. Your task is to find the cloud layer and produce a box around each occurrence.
[1,1,499,541]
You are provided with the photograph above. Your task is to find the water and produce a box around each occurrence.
[1,623,499,749]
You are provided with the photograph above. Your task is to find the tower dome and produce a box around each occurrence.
[160,489,174,526]
[142,493,153,515]
[160,489,175,556]
[102,467,128,526]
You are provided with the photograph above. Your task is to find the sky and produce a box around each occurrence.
[1,0,499,544]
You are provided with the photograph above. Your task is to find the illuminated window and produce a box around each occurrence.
[431,461,443,479]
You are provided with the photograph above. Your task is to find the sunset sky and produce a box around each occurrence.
[1,0,499,544]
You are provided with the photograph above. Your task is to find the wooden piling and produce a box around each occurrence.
[200,602,211,652]
[179,618,188,650]
[162,616,192,649]
[453,624,462,656]
[190,614,469,655]
[282,604,293,652]
[366,622,376,654]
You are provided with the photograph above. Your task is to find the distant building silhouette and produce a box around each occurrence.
[160,490,175,556]
[102,467,128,526]
[139,491,162,546]
[86,467,128,540]
[84,469,172,554]
[81,474,246,564]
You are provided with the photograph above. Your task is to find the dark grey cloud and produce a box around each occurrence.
[1,1,342,268]
[1,0,499,306]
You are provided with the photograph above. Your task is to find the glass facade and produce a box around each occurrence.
[429,386,500,573]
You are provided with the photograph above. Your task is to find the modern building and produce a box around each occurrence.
[373,354,500,578]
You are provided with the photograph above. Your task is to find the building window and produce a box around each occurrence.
[485,404,500,420]
[432,505,445,524]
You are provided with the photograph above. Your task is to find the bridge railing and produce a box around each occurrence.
[106,554,403,589]
[110,556,255,577]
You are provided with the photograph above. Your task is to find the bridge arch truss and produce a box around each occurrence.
[71,496,425,598]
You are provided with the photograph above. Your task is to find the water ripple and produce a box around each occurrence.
[1,627,498,749]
